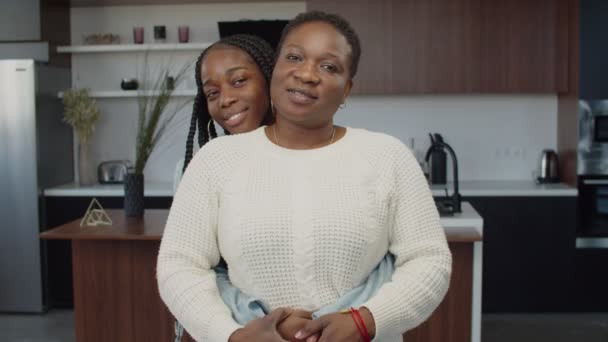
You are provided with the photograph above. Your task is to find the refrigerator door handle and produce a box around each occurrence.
[576,237,608,249]
[582,179,608,185]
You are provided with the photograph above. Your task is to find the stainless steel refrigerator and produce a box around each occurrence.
[0,59,72,312]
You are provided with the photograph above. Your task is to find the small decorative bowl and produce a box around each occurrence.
[120,78,139,90]
[83,33,121,45]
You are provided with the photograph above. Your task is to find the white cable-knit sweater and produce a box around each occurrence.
[157,127,452,342]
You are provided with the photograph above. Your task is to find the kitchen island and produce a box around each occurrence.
[40,203,483,342]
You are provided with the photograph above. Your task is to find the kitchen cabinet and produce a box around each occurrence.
[307,0,569,93]
[572,249,608,312]
[466,196,577,312]
[477,0,568,92]
[580,0,608,99]
[42,196,172,308]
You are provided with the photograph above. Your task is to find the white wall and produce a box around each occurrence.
[335,95,557,181]
[70,3,557,182]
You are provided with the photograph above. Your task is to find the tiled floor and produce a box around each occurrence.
[0,310,607,341]
[0,309,75,342]
[483,313,608,342]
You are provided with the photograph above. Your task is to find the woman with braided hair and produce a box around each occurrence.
[181,33,275,174]
[173,33,318,341]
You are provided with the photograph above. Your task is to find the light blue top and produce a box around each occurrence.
[216,253,395,324]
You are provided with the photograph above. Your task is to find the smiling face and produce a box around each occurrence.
[270,21,353,127]
[201,45,269,134]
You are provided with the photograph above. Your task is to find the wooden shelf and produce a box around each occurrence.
[70,0,297,7]
[57,42,211,53]
[57,90,197,98]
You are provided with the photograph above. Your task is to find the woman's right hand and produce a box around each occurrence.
[228,308,293,342]
[277,310,317,342]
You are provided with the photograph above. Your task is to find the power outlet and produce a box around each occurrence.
[494,147,528,160]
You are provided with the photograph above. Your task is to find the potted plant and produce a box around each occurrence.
[124,59,190,217]
[62,88,102,186]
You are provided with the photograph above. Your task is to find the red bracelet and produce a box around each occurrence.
[349,309,365,340]
[352,308,372,341]
[347,307,371,342]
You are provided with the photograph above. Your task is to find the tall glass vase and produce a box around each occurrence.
[78,142,95,186]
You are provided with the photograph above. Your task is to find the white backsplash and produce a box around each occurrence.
[335,94,557,181]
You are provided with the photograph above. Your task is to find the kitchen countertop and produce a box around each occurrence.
[40,202,482,242]
[44,181,174,197]
[430,180,577,197]
[441,202,483,241]
[44,180,577,197]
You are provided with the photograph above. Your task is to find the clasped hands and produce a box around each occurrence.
[228,307,376,342]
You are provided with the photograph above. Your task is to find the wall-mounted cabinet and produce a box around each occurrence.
[308,0,570,94]
[580,0,608,99]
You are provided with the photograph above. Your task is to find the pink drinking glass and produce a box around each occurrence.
[178,26,189,43]
[133,27,144,44]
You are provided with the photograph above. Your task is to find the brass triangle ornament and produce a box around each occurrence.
[80,198,112,227]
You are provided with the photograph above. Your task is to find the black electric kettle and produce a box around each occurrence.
[425,133,447,184]
[424,133,462,214]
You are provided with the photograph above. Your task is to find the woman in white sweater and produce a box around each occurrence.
[158,11,452,342]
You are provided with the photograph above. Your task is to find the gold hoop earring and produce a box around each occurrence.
[207,119,214,137]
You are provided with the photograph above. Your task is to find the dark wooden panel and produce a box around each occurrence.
[308,0,566,93]
[72,240,134,342]
[478,0,560,92]
[554,0,570,92]
[40,0,71,67]
[392,0,481,93]
[307,0,393,94]
[132,241,175,341]
[73,238,197,342]
[404,242,473,342]
[557,0,579,187]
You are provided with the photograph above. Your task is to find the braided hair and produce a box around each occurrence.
[183,34,275,173]
[276,11,361,79]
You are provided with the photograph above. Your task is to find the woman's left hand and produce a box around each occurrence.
[294,308,376,342]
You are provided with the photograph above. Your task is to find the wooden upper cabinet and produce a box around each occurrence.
[307,0,569,94]
[308,0,394,94]
[477,0,568,93]
[391,0,482,93]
